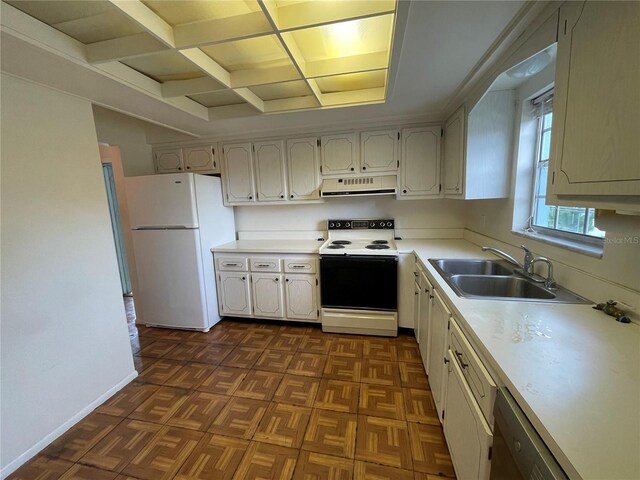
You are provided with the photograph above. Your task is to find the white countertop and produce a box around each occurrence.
[211,239,323,254]
[397,239,640,480]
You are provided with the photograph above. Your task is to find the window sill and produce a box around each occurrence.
[511,229,604,258]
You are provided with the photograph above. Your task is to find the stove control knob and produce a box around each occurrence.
[346,222,351,228]
[336,222,341,228]
[386,222,392,227]
[379,221,385,227]
[370,222,375,227]
[329,222,335,228]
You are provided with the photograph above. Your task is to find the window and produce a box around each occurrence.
[529,91,605,243]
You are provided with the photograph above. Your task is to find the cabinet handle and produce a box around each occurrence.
[415,291,419,296]
[224,263,240,267]
[291,265,306,269]
[444,357,450,364]
[213,161,216,168]
[454,351,468,368]
[256,264,271,267]
[413,272,419,277]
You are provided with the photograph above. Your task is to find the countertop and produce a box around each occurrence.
[211,239,323,254]
[397,239,640,480]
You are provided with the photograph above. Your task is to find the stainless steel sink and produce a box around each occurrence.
[428,259,592,304]
[431,259,514,276]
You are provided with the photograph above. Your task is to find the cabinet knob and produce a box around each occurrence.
[362,166,366,170]
[290,194,294,199]
[274,277,279,282]
[403,189,407,193]
[248,195,253,200]
[280,195,284,198]
[186,166,191,169]
[350,167,355,171]
[242,276,245,281]
[178,167,182,170]
[285,278,289,282]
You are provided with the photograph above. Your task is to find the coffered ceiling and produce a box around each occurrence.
[6,0,399,117]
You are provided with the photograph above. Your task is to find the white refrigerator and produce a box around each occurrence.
[125,173,235,331]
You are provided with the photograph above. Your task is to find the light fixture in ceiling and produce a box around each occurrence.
[506,48,553,79]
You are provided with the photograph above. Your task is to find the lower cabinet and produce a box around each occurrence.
[218,272,251,316]
[284,274,318,320]
[427,289,452,423]
[444,348,493,480]
[417,271,432,373]
[251,273,284,318]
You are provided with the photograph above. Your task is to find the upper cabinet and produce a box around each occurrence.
[183,144,220,173]
[287,137,321,201]
[154,147,184,173]
[254,140,286,202]
[548,1,640,206]
[222,142,255,204]
[400,126,441,198]
[360,129,399,173]
[320,133,358,175]
[443,90,516,199]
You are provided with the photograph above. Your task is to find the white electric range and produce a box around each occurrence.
[319,219,398,336]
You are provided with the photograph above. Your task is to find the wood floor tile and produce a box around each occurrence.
[198,367,248,395]
[414,473,454,480]
[221,346,263,369]
[402,388,439,425]
[273,375,320,407]
[355,416,412,470]
[267,333,303,352]
[361,359,401,386]
[314,379,360,414]
[408,423,455,477]
[161,341,203,361]
[164,363,216,390]
[232,441,298,480]
[206,327,249,345]
[253,402,312,448]
[121,426,203,480]
[329,338,363,358]
[299,335,334,355]
[323,357,362,382]
[42,413,122,462]
[399,362,429,389]
[166,391,229,431]
[79,420,161,473]
[233,370,284,401]
[192,343,235,365]
[95,382,159,418]
[208,397,269,439]
[6,455,74,480]
[152,329,193,342]
[132,356,157,373]
[358,385,405,420]
[175,434,248,480]
[255,349,294,373]
[58,464,118,480]
[353,461,413,480]
[396,340,422,364]
[139,340,178,359]
[136,359,185,385]
[240,330,275,349]
[302,410,357,459]
[128,386,190,424]
[363,339,398,362]
[292,451,353,480]
[287,353,327,377]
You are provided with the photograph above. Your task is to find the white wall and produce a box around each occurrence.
[0,75,136,474]
[92,105,155,177]
[234,197,466,233]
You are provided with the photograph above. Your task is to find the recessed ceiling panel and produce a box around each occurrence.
[122,51,204,82]
[315,70,387,93]
[142,0,261,26]
[289,14,394,62]
[201,35,293,71]
[250,80,312,101]
[274,0,396,30]
[189,90,247,108]
[4,0,112,25]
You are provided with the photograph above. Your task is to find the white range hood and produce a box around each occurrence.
[320,175,397,197]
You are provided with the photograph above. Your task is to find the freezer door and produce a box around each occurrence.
[132,229,209,330]
[126,173,199,228]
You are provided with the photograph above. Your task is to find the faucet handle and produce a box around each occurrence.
[520,245,532,254]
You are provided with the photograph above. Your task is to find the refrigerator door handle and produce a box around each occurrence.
[134,225,190,230]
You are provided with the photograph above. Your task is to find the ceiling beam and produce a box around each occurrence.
[264,96,320,113]
[276,0,396,31]
[174,11,274,49]
[161,76,226,98]
[86,32,168,64]
[305,52,389,78]
[208,103,260,120]
[107,0,175,47]
[322,87,386,106]
[231,64,300,88]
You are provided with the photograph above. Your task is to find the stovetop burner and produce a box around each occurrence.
[331,240,352,245]
[366,244,390,250]
[326,244,345,249]
[371,240,389,244]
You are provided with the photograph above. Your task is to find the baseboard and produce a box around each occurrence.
[0,370,138,479]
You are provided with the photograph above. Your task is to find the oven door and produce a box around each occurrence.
[320,255,397,311]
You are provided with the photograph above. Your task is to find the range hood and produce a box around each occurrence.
[321,175,397,197]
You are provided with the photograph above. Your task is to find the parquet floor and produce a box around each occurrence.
[9,299,455,480]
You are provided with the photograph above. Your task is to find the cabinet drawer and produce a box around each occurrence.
[449,317,497,426]
[250,257,282,273]
[284,257,317,274]
[216,256,248,271]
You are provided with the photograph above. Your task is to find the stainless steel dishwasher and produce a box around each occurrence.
[490,388,569,480]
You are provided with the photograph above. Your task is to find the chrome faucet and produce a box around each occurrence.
[531,257,556,289]
[481,246,522,268]
[520,245,534,275]
[482,245,556,289]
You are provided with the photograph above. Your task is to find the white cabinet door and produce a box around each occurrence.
[418,271,432,373]
[443,107,465,195]
[154,148,184,173]
[361,129,398,173]
[223,143,255,204]
[397,253,416,329]
[251,273,284,318]
[400,126,441,197]
[550,1,640,197]
[287,137,320,200]
[284,274,318,321]
[183,144,219,173]
[218,271,251,316]
[428,289,452,423]
[444,349,493,480]
[254,140,286,202]
[321,133,358,175]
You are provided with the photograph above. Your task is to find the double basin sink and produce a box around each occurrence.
[429,259,591,304]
